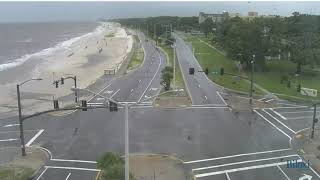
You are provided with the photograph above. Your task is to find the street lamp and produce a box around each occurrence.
[72,87,182,180]
[250,55,255,105]
[17,78,42,156]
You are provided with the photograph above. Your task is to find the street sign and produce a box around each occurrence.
[301,87,317,97]
[299,174,312,180]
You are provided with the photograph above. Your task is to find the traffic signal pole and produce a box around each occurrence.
[312,104,317,139]
[17,84,26,156]
[124,103,129,180]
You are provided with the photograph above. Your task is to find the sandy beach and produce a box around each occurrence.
[0,22,133,117]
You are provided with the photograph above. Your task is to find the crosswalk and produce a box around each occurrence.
[184,148,319,180]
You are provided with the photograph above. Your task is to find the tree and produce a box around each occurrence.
[161,66,173,91]
[200,18,214,38]
[97,152,134,180]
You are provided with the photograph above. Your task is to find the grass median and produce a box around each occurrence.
[127,35,144,71]
[186,33,320,102]
[185,34,264,96]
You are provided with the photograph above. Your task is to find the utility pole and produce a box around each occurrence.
[125,103,129,180]
[154,24,156,40]
[17,84,26,156]
[250,55,255,105]
[16,78,42,156]
[312,104,317,139]
[173,45,176,89]
[74,76,78,103]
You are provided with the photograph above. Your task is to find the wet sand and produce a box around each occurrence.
[0,22,133,118]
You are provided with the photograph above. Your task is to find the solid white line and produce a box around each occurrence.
[138,48,162,102]
[226,172,231,180]
[36,167,48,180]
[276,102,308,107]
[45,166,100,172]
[254,110,292,144]
[184,148,291,164]
[26,129,44,147]
[191,104,226,107]
[259,98,266,101]
[0,138,18,142]
[280,110,314,114]
[269,108,287,120]
[277,165,290,180]
[65,173,71,180]
[187,106,229,109]
[272,106,308,110]
[216,91,227,106]
[110,88,120,98]
[287,116,316,120]
[266,99,274,102]
[2,124,20,128]
[51,159,97,164]
[194,159,302,178]
[192,154,298,171]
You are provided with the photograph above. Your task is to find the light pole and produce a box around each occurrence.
[17,78,42,156]
[72,88,182,180]
[250,55,255,105]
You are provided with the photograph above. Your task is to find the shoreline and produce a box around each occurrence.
[0,22,133,118]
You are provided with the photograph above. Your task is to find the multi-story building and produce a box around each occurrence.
[198,11,229,24]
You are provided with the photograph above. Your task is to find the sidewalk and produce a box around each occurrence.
[130,154,187,180]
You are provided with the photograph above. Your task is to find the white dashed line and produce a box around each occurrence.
[277,165,290,180]
[2,124,20,128]
[0,138,18,142]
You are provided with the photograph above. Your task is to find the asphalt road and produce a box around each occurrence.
[174,33,225,106]
[0,32,319,180]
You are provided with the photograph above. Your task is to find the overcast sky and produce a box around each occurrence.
[1,1,320,22]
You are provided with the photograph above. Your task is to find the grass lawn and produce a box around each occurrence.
[127,35,144,71]
[0,167,34,180]
[186,33,320,102]
[185,34,264,95]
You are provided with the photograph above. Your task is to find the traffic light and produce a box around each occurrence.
[61,78,64,85]
[205,68,209,75]
[81,100,87,111]
[297,84,301,92]
[189,68,195,75]
[220,68,224,75]
[53,100,59,110]
[109,101,118,112]
[55,81,59,88]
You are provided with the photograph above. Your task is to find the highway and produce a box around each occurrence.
[0,32,319,180]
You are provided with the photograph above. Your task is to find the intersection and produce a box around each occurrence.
[0,33,319,180]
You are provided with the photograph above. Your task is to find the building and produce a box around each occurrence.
[199,11,229,24]
[248,11,258,17]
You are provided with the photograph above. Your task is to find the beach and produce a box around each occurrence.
[0,22,133,118]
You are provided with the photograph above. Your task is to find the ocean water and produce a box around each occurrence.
[0,21,100,83]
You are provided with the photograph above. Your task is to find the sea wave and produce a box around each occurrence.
[0,23,106,72]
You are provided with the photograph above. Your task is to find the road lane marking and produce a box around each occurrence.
[280,110,315,114]
[266,99,274,102]
[259,98,266,101]
[226,172,231,180]
[0,130,38,133]
[195,159,303,178]
[138,48,162,102]
[216,91,227,106]
[45,166,100,172]
[65,173,71,180]
[270,108,287,120]
[26,129,44,147]
[110,89,120,98]
[276,102,308,108]
[254,110,292,146]
[2,124,20,128]
[277,165,290,180]
[51,159,97,164]
[272,106,309,110]
[130,89,134,93]
[192,154,298,171]
[0,138,18,142]
[287,116,318,120]
[105,90,113,94]
[36,167,48,180]
[184,148,291,164]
